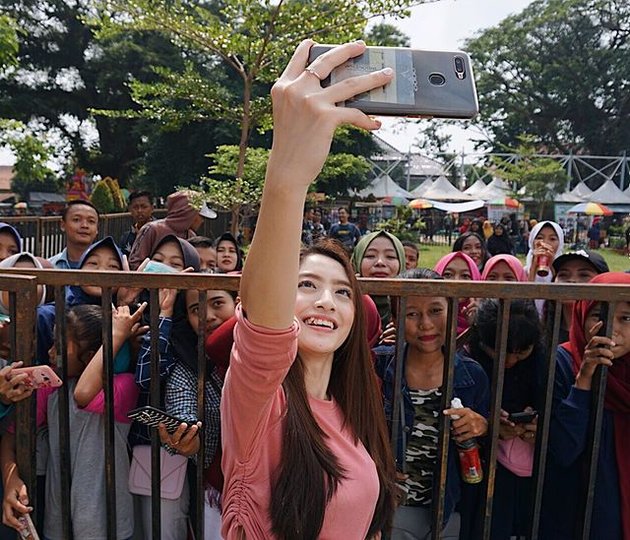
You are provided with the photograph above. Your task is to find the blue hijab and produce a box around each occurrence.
[66,237,124,307]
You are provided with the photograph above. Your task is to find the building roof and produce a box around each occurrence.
[463,178,488,197]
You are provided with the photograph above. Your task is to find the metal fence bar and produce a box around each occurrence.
[195,289,207,540]
[149,288,162,539]
[481,298,512,539]
[578,302,614,539]
[390,297,407,459]
[12,275,38,526]
[529,300,562,540]
[430,296,459,540]
[54,286,73,539]
[101,290,117,540]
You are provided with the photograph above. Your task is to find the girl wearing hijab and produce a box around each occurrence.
[0,253,48,420]
[351,230,406,329]
[214,233,243,273]
[0,223,21,262]
[481,255,527,283]
[487,223,514,257]
[542,273,630,540]
[452,232,489,272]
[434,252,481,335]
[523,220,564,283]
[132,235,200,540]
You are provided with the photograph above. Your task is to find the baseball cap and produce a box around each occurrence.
[552,249,609,275]
[199,202,217,219]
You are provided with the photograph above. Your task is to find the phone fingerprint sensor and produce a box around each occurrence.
[428,73,446,86]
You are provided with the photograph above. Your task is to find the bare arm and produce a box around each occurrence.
[240,40,392,328]
[74,303,147,407]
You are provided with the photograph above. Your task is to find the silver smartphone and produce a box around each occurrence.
[307,45,479,119]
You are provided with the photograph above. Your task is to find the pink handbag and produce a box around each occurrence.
[128,445,188,500]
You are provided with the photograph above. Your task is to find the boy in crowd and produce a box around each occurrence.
[49,200,99,269]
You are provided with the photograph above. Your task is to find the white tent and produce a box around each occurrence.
[571,181,593,199]
[421,176,474,201]
[554,191,583,203]
[409,178,433,197]
[463,179,487,197]
[356,175,414,199]
[476,177,510,200]
[588,180,630,205]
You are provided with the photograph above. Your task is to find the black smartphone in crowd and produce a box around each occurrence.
[307,45,479,119]
[508,411,538,424]
[127,406,192,434]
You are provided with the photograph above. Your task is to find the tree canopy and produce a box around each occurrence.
[466,0,630,155]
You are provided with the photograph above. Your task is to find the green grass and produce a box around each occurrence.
[417,244,630,273]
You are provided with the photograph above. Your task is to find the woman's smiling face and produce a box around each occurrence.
[360,235,400,278]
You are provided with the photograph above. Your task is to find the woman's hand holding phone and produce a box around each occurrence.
[158,421,202,457]
[0,362,33,405]
[498,409,525,440]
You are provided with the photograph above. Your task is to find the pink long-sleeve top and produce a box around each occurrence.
[221,305,379,540]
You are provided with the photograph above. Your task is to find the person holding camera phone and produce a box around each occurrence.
[541,273,630,540]
[219,40,397,540]
[466,299,544,540]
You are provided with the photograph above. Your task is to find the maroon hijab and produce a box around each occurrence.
[561,272,630,539]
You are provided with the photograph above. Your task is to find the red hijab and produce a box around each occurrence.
[561,272,630,538]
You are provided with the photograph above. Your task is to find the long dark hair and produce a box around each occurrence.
[66,304,103,364]
[270,239,395,539]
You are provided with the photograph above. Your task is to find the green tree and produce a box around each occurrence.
[0,122,61,201]
[90,180,115,213]
[0,14,18,70]
[91,0,419,231]
[466,0,630,155]
[490,136,569,219]
[365,22,411,47]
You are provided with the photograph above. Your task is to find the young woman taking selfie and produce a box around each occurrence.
[219,41,396,539]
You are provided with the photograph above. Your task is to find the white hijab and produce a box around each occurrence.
[524,220,564,279]
[0,252,47,314]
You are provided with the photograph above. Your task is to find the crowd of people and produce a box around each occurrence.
[0,40,627,540]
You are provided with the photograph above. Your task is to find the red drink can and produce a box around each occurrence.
[457,443,483,484]
[536,254,551,277]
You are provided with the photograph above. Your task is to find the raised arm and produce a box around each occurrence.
[240,40,393,328]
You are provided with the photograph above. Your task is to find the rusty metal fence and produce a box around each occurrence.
[5,270,629,540]
[0,210,231,259]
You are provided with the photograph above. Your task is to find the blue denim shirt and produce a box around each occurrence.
[374,344,490,523]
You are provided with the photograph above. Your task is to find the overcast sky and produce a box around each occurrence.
[376,0,535,154]
[0,0,534,166]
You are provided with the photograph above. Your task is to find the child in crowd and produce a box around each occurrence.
[187,236,217,272]
[524,220,564,283]
[159,288,238,540]
[486,223,514,257]
[214,233,242,273]
[467,299,544,539]
[546,250,609,343]
[434,252,481,334]
[375,268,489,539]
[542,272,630,540]
[131,235,199,540]
[1,303,144,539]
[481,254,527,282]
[452,232,489,273]
[351,230,405,329]
[402,241,419,271]
[0,224,20,263]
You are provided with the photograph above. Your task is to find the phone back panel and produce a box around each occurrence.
[308,45,479,119]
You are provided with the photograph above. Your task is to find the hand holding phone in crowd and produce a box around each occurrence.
[0,362,35,405]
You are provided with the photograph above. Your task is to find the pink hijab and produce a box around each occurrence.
[434,251,480,333]
[481,254,527,282]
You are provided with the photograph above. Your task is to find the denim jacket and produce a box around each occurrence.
[374,344,490,523]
